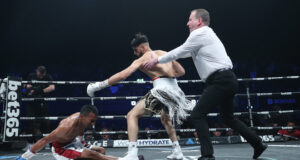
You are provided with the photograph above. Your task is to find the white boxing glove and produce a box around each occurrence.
[75,136,85,148]
[75,136,94,149]
[21,149,35,159]
[87,79,109,97]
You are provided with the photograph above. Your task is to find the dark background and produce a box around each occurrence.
[1,0,299,78]
[1,0,300,131]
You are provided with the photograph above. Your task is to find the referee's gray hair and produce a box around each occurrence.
[192,9,210,26]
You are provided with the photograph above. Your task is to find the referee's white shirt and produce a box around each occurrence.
[158,26,233,82]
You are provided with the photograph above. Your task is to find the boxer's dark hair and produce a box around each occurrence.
[130,33,149,47]
[80,104,99,117]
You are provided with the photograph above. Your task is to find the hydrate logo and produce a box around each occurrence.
[113,139,172,147]
[137,139,171,146]
[4,77,22,141]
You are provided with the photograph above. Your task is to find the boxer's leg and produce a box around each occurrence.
[160,110,183,160]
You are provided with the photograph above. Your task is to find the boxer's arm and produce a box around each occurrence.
[87,56,145,97]
[17,128,61,159]
[107,59,143,85]
[29,127,61,153]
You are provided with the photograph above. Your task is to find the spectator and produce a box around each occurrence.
[143,127,152,139]
[226,130,235,136]
[270,105,290,126]
[278,122,300,141]
[212,131,222,137]
[193,131,198,139]
[84,130,95,141]
[117,128,128,140]
[101,127,111,140]
[211,123,224,137]
[24,66,55,146]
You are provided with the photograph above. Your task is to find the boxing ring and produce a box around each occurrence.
[0,76,300,160]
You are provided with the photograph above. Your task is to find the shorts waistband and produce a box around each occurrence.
[153,76,175,81]
[153,77,178,88]
[52,141,71,148]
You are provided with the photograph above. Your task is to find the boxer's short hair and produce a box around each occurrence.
[80,104,99,117]
[130,33,149,47]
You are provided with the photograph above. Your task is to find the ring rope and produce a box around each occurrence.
[1,75,299,85]
[18,126,300,137]
[20,91,300,102]
[1,75,299,142]
[1,110,299,120]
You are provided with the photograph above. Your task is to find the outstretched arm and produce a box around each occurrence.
[87,58,144,97]
[29,129,58,153]
[107,59,142,85]
[16,128,61,160]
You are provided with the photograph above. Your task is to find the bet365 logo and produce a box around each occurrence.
[5,79,21,138]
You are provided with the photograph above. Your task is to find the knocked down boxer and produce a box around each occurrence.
[15,104,122,160]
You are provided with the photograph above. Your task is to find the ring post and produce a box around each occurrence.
[0,78,8,142]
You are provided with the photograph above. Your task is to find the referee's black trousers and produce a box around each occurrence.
[190,69,262,156]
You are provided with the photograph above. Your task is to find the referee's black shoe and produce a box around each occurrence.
[253,143,268,159]
[138,155,144,160]
[198,156,215,160]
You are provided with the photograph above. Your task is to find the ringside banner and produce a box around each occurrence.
[85,135,284,148]
[113,139,172,147]
[3,76,22,142]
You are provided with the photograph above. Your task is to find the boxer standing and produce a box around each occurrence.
[87,33,194,160]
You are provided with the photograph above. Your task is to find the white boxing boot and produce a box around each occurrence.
[119,142,139,160]
[167,141,183,160]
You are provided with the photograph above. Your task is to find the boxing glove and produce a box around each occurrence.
[87,80,109,97]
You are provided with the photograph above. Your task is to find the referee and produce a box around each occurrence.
[144,8,267,160]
